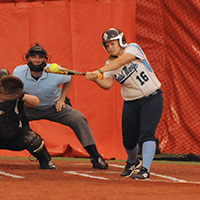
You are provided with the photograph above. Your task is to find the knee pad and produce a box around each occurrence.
[24,130,44,153]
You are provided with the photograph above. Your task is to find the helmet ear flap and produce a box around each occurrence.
[118,32,127,48]
[122,35,127,46]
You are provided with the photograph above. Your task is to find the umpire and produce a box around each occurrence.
[0,69,57,169]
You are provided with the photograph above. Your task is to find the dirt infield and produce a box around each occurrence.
[0,157,199,200]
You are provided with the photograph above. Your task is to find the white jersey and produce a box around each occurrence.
[104,43,161,101]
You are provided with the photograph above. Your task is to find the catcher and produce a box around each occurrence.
[0,69,57,170]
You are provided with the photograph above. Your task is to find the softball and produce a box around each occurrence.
[49,63,59,72]
[98,73,103,79]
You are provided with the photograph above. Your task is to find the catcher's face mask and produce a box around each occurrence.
[26,43,48,72]
[27,61,46,72]
[26,43,48,59]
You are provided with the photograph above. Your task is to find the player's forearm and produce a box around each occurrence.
[99,61,122,73]
[99,53,136,73]
[23,94,40,108]
[93,77,113,90]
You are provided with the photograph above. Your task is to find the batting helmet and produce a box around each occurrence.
[101,28,127,51]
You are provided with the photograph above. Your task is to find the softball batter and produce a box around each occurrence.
[86,28,163,179]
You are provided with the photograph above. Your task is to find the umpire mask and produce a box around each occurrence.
[27,61,46,72]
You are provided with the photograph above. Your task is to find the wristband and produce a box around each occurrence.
[98,68,103,74]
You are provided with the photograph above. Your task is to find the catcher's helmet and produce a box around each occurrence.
[101,28,127,51]
[26,43,48,59]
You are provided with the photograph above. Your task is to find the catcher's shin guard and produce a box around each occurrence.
[32,145,57,170]
[24,130,45,153]
[24,129,57,169]
[31,143,57,170]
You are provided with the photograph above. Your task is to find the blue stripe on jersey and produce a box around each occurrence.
[127,43,153,72]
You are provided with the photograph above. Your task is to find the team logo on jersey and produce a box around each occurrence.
[114,63,138,84]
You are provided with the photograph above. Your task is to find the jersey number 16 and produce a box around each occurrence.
[136,71,149,85]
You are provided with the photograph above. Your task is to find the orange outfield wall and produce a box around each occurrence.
[0,0,136,159]
[135,0,200,156]
[1,0,199,160]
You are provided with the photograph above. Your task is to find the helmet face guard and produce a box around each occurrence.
[27,61,47,72]
[25,43,49,72]
[27,49,47,58]
[101,28,127,52]
[26,43,48,60]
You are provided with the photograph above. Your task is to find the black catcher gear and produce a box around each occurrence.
[27,61,47,72]
[21,127,57,170]
[23,129,44,153]
[0,100,24,139]
[25,43,50,71]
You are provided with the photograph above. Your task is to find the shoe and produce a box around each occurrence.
[132,166,150,179]
[91,155,108,170]
[40,161,57,170]
[120,158,142,177]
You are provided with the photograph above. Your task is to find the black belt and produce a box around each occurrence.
[141,89,162,100]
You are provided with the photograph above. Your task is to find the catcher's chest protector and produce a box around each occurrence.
[0,100,23,139]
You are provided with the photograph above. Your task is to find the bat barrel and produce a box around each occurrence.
[45,67,86,76]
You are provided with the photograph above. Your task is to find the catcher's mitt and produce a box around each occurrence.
[0,75,24,100]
